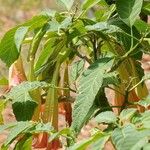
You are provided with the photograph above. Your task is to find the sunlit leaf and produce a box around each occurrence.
[0,15,49,66]
[82,0,102,11]
[116,0,143,26]
[57,0,74,11]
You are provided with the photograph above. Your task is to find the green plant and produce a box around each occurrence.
[0,0,150,149]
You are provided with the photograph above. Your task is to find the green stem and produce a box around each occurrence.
[28,25,48,121]
[43,62,60,130]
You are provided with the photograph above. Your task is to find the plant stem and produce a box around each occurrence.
[43,62,60,130]
[28,25,48,121]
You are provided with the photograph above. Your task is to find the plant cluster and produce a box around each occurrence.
[0,0,150,149]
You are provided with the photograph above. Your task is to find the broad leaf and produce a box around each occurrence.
[82,0,102,11]
[6,81,48,121]
[71,57,114,133]
[112,124,150,150]
[4,121,33,146]
[116,0,143,26]
[0,15,49,66]
[95,111,117,124]
[57,0,74,11]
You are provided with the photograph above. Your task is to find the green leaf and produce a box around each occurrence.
[59,16,72,30]
[70,60,85,81]
[142,1,150,15]
[14,135,32,150]
[6,81,48,121]
[30,122,53,133]
[0,27,28,67]
[143,143,150,150]
[89,135,110,150]
[95,111,117,124]
[49,128,71,142]
[35,38,57,72]
[116,0,143,26]
[112,124,150,150]
[69,132,107,150]
[0,15,49,67]
[82,0,102,11]
[137,95,150,108]
[119,108,137,123]
[86,22,122,33]
[71,57,114,133]
[57,0,74,11]
[134,19,150,33]
[40,9,56,17]
[0,122,17,133]
[132,111,150,129]
[4,121,33,146]
[14,26,29,51]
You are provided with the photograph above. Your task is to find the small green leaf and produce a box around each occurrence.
[82,0,102,11]
[6,81,48,121]
[0,122,17,133]
[35,38,57,72]
[49,128,71,142]
[57,0,74,11]
[40,9,56,17]
[31,122,53,133]
[69,132,106,150]
[4,121,33,146]
[14,26,29,51]
[134,20,150,33]
[14,135,32,150]
[132,111,150,129]
[95,111,117,124]
[137,95,150,108]
[70,60,85,81]
[119,108,137,122]
[116,0,143,26]
[86,22,122,33]
[142,1,150,15]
